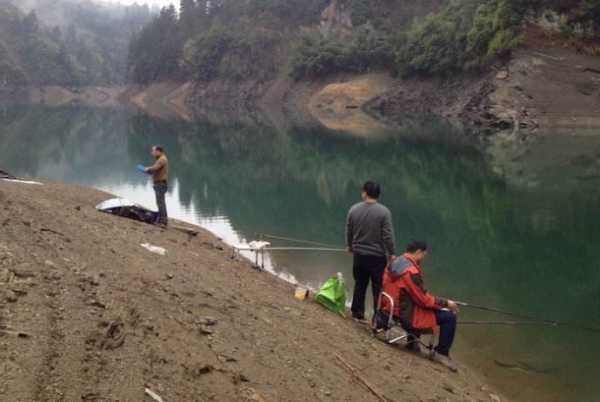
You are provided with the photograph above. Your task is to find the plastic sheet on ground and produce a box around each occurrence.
[140,243,167,256]
[0,169,42,185]
[1,178,43,185]
[96,198,158,225]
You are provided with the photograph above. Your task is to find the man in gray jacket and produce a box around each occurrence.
[346,181,396,321]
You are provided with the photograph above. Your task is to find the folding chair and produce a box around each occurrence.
[372,291,435,353]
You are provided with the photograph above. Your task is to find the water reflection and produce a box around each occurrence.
[1,105,599,402]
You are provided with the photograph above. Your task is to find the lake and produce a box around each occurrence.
[1,104,599,402]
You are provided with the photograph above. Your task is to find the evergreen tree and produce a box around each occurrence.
[22,11,39,34]
[180,0,197,36]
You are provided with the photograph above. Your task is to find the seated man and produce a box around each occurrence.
[378,240,459,371]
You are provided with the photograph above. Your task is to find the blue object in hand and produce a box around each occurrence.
[136,164,146,173]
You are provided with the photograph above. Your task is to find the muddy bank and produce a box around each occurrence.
[0,179,505,402]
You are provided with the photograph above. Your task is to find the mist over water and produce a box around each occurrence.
[1,105,600,402]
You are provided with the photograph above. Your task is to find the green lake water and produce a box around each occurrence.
[1,105,600,402]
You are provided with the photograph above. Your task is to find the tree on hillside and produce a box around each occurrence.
[22,11,39,34]
[180,0,197,36]
[50,26,62,42]
[128,5,182,83]
[577,0,600,31]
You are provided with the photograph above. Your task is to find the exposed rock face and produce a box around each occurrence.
[490,48,600,135]
[308,73,393,136]
[532,10,563,32]
[320,0,352,36]
[367,44,600,138]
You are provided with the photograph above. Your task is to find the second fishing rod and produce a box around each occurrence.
[451,300,600,333]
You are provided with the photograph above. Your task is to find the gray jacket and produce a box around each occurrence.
[346,201,396,257]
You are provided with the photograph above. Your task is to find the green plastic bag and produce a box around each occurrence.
[316,273,347,315]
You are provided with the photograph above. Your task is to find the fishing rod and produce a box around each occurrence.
[265,247,346,252]
[259,233,341,249]
[459,320,560,327]
[454,301,557,324]
[253,234,600,333]
[453,300,600,333]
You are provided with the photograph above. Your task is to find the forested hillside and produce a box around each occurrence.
[0,0,154,87]
[127,0,600,84]
[127,0,332,83]
[3,0,599,88]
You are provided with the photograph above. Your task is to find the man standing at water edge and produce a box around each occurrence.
[144,145,169,227]
[346,181,396,322]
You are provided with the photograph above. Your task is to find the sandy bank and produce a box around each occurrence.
[0,179,505,402]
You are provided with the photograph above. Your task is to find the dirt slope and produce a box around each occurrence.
[0,180,503,402]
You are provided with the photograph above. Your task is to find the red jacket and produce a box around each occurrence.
[380,253,447,333]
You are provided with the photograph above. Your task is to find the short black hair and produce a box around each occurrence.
[362,181,381,199]
[153,145,164,153]
[406,240,427,253]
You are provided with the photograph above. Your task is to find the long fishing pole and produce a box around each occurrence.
[453,300,600,333]
[459,320,560,327]
[254,234,600,332]
[454,301,557,324]
[258,233,342,249]
[265,247,346,252]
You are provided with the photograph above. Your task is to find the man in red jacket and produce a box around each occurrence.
[379,240,459,371]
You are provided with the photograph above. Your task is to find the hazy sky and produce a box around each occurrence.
[103,0,174,6]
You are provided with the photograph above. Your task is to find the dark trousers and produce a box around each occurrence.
[153,182,168,225]
[351,253,387,319]
[434,310,457,356]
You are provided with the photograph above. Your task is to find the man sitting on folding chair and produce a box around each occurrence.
[374,240,460,372]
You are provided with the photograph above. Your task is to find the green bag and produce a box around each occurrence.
[316,273,347,314]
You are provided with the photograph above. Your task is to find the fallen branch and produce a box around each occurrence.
[145,387,165,402]
[335,353,389,402]
[170,224,199,237]
[40,227,65,236]
[0,329,31,338]
[583,67,600,74]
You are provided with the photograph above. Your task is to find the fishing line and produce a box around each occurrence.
[454,301,600,333]
[459,320,560,327]
[455,301,556,323]
[259,233,342,249]
[265,247,346,252]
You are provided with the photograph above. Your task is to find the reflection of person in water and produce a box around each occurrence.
[144,145,169,226]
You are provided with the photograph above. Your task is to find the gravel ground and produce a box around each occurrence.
[0,180,504,402]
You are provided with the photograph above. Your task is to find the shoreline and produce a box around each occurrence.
[0,178,507,402]
[3,43,600,148]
